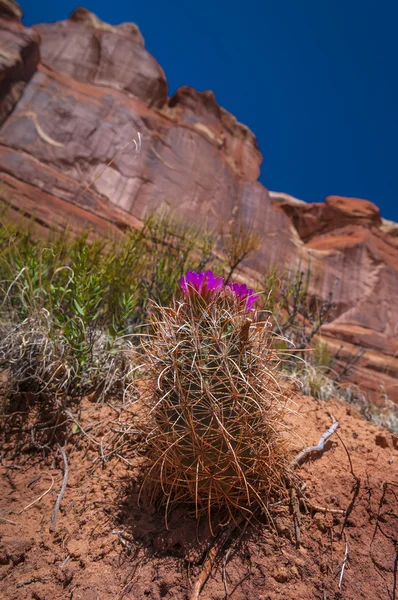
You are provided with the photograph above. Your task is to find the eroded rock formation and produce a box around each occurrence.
[0,2,40,125]
[0,5,397,405]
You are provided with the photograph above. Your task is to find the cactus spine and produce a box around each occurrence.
[143,272,291,527]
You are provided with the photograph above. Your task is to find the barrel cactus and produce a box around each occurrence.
[143,271,291,527]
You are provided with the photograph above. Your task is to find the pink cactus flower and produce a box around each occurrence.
[227,282,259,310]
[180,271,224,298]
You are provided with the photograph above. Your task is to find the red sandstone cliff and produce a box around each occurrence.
[0,4,397,406]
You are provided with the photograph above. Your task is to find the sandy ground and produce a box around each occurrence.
[0,392,397,600]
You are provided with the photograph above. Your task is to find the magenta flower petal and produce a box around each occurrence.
[180,270,224,299]
[186,271,200,288]
[227,281,258,310]
[246,294,259,310]
[180,271,257,308]
[203,271,224,293]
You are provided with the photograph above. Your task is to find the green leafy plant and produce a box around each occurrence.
[0,214,217,404]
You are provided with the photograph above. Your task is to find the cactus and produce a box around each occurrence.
[143,271,291,527]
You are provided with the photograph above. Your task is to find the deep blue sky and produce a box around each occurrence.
[22,1,398,221]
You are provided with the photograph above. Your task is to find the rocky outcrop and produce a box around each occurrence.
[34,7,167,108]
[0,6,397,405]
[0,0,22,21]
[164,86,263,182]
[0,6,40,125]
[279,195,382,242]
[275,194,398,404]
[278,196,396,352]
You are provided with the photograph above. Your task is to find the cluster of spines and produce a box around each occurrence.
[143,271,291,528]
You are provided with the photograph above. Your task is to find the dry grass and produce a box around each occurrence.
[0,311,136,405]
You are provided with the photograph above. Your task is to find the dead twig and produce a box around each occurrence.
[289,421,346,527]
[61,555,70,567]
[366,482,398,599]
[0,516,17,524]
[190,522,237,600]
[228,572,251,598]
[292,421,339,467]
[222,518,250,598]
[303,499,345,516]
[371,482,389,546]
[338,540,349,590]
[112,530,134,552]
[118,551,141,600]
[335,430,361,537]
[50,444,68,532]
[17,577,49,587]
[290,486,301,547]
[17,472,55,514]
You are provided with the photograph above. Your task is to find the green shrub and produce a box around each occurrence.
[0,214,215,403]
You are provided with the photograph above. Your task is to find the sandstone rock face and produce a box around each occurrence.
[33,8,167,108]
[279,195,382,242]
[277,194,398,404]
[165,86,263,182]
[0,12,40,125]
[279,196,396,350]
[0,0,22,20]
[0,6,397,405]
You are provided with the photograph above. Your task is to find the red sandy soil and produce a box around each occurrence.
[0,392,397,600]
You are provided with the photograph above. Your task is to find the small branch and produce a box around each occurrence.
[371,482,388,547]
[338,541,349,590]
[333,347,365,382]
[190,523,237,600]
[17,473,55,514]
[61,555,70,567]
[112,530,134,552]
[304,500,345,516]
[228,571,251,598]
[100,437,107,464]
[17,577,49,587]
[222,519,250,598]
[0,517,17,525]
[335,430,361,537]
[190,543,221,600]
[291,421,339,467]
[50,444,69,532]
[289,487,301,548]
